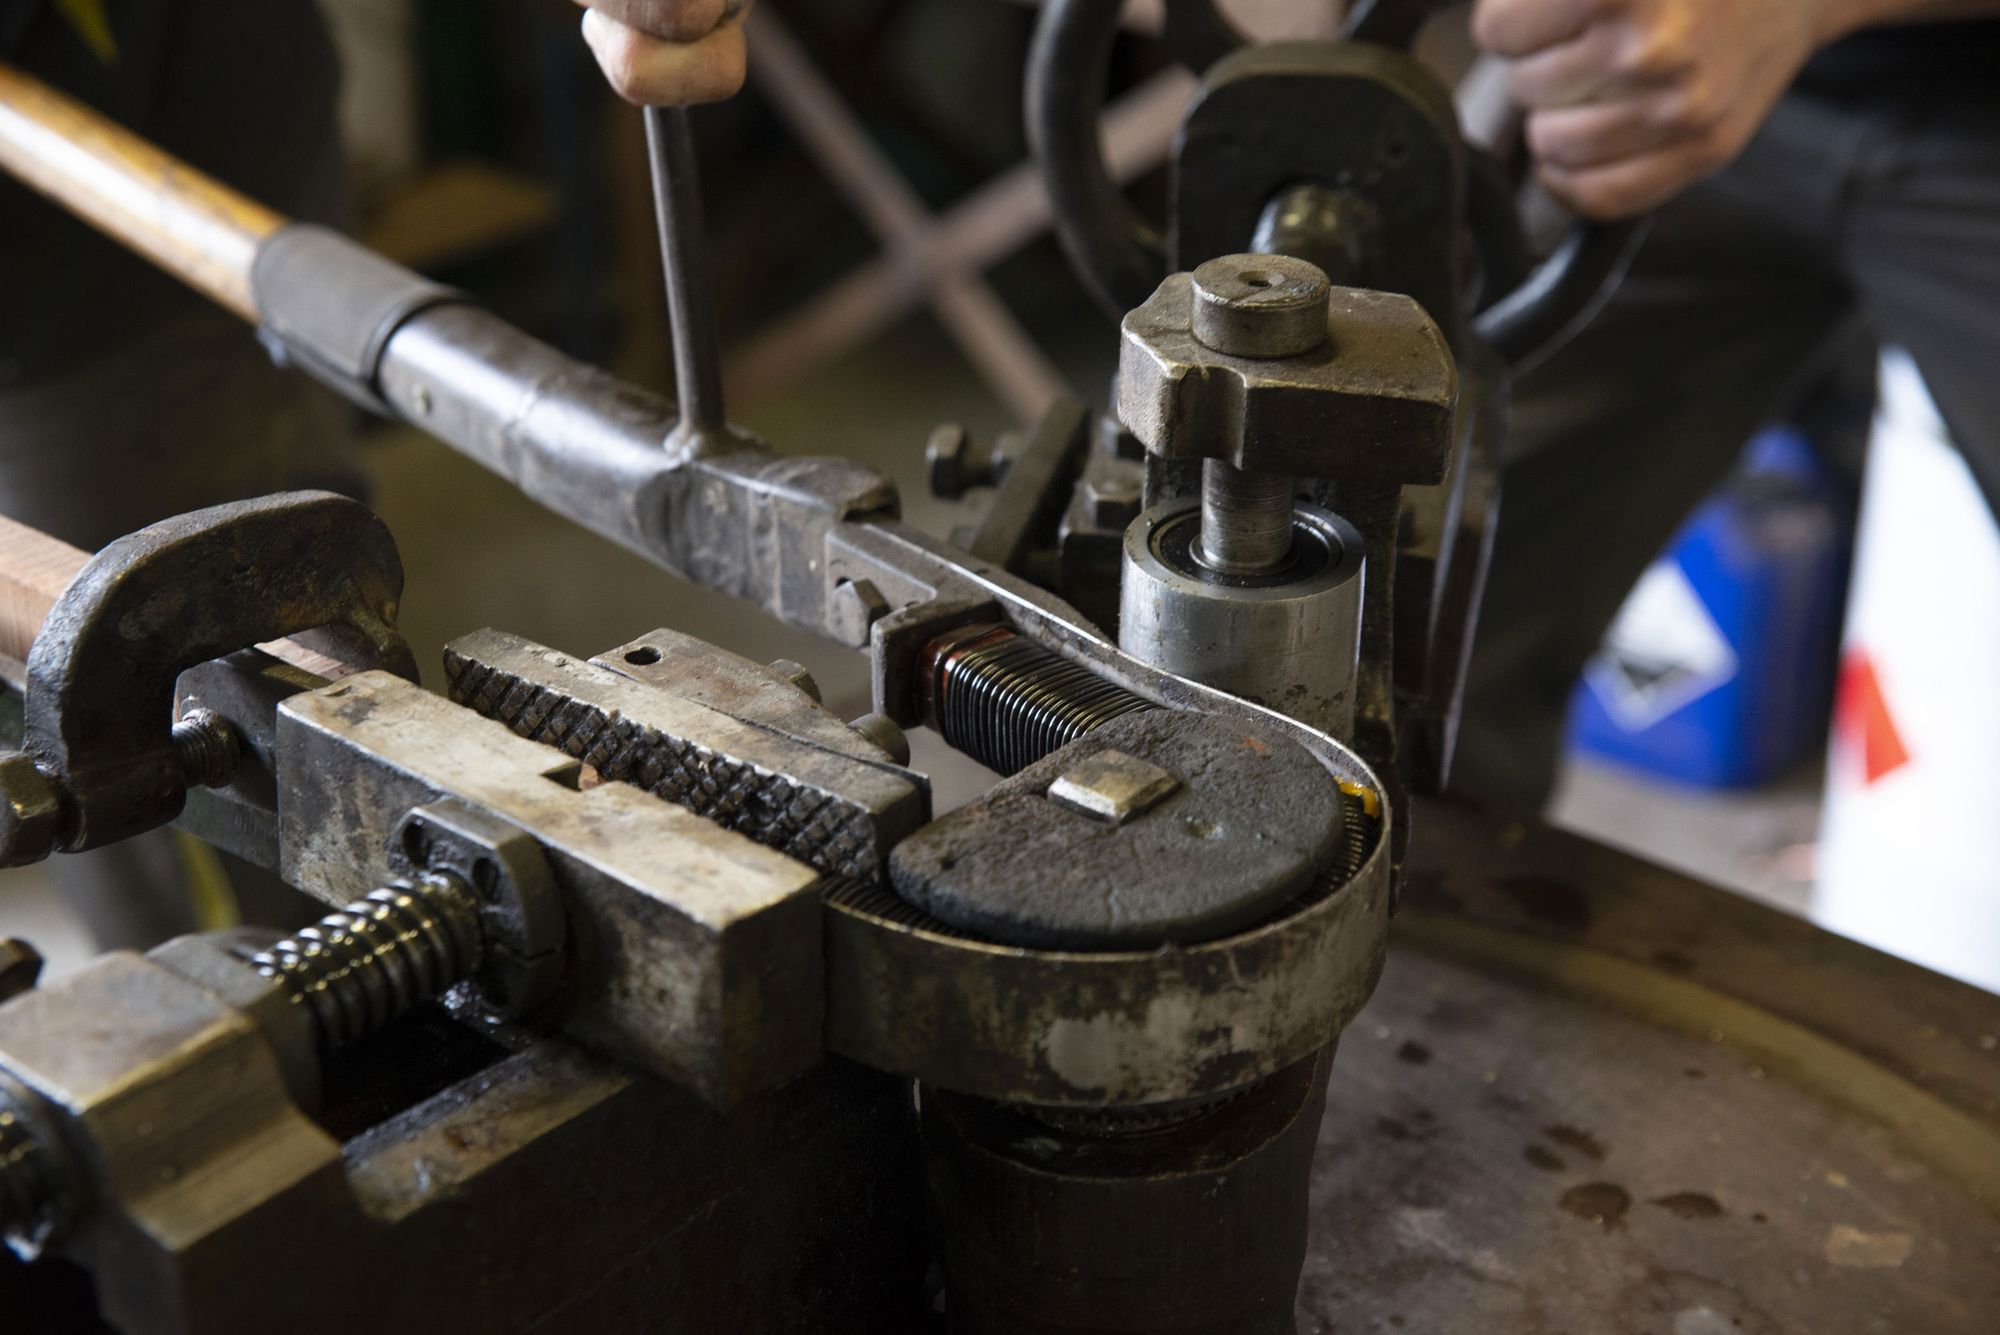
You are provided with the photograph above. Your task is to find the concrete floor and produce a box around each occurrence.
[0,312,1826,978]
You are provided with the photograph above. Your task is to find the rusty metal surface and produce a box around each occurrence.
[14,492,414,861]
[1297,798,2000,1332]
[444,629,925,881]
[1118,274,1458,487]
[278,670,824,1107]
[824,784,1385,1107]
[890,711,1342,949]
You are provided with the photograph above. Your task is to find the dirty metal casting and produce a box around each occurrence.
[0,492,415,866]
[277,669,825,1107]
[891,710,1343,950]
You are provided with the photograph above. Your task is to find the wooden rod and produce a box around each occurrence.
[0,60,285,320]
[0,514,351,683]
[0,515,89,666]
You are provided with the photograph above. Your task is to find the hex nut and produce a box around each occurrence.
[1116,265,1458,486]
[0,753,63,867]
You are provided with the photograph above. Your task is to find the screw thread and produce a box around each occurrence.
[172,708,240,789]
[924,625,1154,776]
[248,878,484,1052]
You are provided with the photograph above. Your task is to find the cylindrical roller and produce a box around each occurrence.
[1120,499,1365,738]
[921,1050,1332,1335]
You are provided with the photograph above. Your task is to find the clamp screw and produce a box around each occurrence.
[246,875,485,1053]
[171,707,240,789]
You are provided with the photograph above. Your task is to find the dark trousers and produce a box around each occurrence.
[1452,85,2000,811]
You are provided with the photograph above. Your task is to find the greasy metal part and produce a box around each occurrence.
[1197,459,1296,575]
[922,623,1156,776]
[0,987,928,1334]
[1172,42,1465,342]
[279,670,824,1106]
[848,713,912,766]
[444,628,926,880]
[4,492,415,865]
[1118,268,1457,486]
[1189,252,1331,359]
[822,781,1385,1106]
[890,711,1342,950]
[1121,501,1366,737]
[246,877,483,1052]
[643,106,736,456]
[594,627,914,771]
[168,707,239,790]
[173,650,329,867]
[1252,183,1377,288]
[962,397,1093,577]
[926,1051,1331,1335]
[927,422,1012,501]
[0,950,332,1300]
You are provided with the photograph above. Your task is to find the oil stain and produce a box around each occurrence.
[1560,1182,1631,1231]
[1545,1124,1608,1162]
[1524,1144,1567,1173]
[1653,1192,1726,1221]
[1397,1040,1433,1065]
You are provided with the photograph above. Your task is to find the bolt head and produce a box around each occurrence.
[1047,749,1182,826]
[926,424,971,499]
[1080,464,1144,530]
[0,754,62,867]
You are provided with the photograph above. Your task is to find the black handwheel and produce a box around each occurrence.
[1026,0,1648,370]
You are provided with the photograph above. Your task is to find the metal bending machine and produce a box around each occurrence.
[0,2,1994,1331]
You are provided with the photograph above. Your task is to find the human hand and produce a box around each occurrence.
[1472,0,1853,218]
[573,0,751,106]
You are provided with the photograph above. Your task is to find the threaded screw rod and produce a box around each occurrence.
[924,625,1155,776]
[247,876,484,1054]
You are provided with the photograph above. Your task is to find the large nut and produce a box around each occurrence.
[0,753,64,867]
[1116,255,1458,486]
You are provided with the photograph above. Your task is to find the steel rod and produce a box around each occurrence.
[643,105,727,440]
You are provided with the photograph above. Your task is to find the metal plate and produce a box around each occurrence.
[1299,799,2000,1331]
